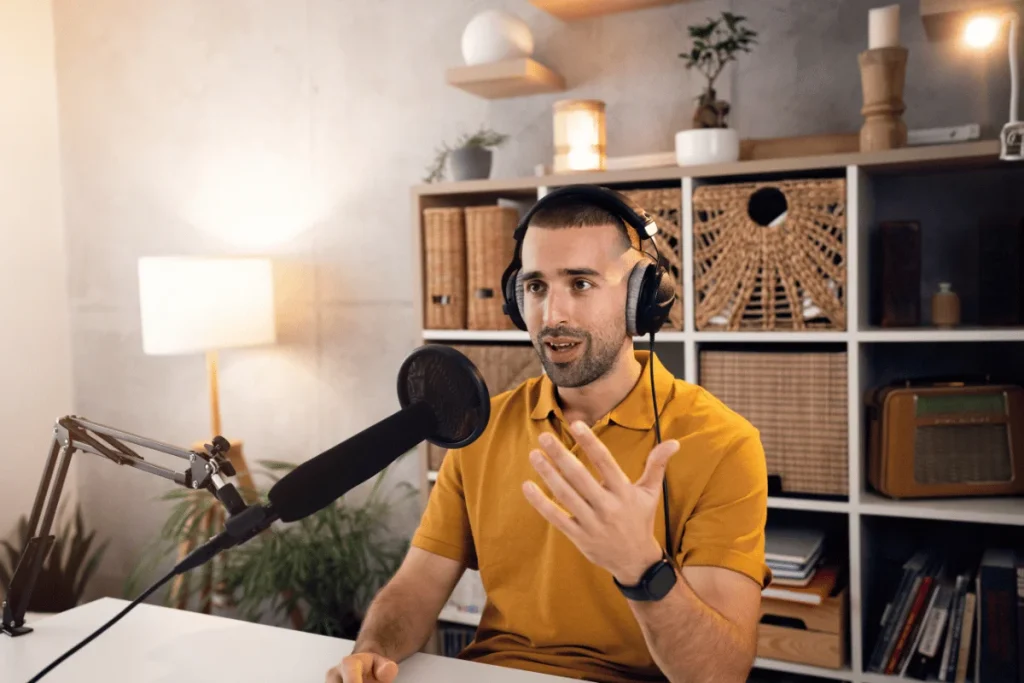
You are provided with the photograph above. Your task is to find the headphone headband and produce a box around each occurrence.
[512,185,659,243]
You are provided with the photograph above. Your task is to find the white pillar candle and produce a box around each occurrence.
[868,4,900,49]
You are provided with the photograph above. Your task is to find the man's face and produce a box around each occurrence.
[519,223,634,388]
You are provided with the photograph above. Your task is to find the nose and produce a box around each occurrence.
[542,287,571,329]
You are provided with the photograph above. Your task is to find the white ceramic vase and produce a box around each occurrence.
[461,10,534,66]
[675,128,740,166]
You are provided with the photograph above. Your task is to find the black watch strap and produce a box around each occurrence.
[613,548,677,602]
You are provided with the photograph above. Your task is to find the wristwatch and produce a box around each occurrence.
[613,547,677,602]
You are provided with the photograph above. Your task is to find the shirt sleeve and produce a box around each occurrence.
[676,427,772,588]
[411,448,478,571]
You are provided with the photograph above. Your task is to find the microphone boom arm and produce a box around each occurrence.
[1,415,243,638]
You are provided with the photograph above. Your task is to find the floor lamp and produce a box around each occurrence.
[138,256,276,612]
[962,9,1023,160]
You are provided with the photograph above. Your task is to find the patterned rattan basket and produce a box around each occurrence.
[465,206,518,330]
[693,178,846,331]
[422,207,467,330]
[427,344,542,470]
[622,188,684,330]
[699,349,849,496]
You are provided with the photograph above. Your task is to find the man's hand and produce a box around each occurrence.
[325,652,399,683]
[522,421,679,584]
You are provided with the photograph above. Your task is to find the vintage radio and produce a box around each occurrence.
[867,381,1024,498]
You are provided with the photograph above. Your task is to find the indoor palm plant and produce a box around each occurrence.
[675,11,757,165]
[126,460,411,638]
[0,504,108,615]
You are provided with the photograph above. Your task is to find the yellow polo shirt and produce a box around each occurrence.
[411,350,770,682]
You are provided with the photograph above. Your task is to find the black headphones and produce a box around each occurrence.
[500,185,677,338]
[499,184,676,553]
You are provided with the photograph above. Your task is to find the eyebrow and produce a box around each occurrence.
[519,268,603,281]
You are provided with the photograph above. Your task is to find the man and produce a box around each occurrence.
[327,191,771,683]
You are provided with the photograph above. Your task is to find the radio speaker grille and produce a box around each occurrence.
[914,424,1013,484]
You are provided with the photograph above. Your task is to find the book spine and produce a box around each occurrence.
[879,574,925,672]
[1017,562,1024,683]
[940,576,967,682]
[955,592,978,683]
[979,558,1018,683]
[902,586,941,677]
[868,568,914,672]
[888,576,936,674]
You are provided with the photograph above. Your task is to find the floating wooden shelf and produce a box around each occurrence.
[445,58,565,99]
[530,0,686,21]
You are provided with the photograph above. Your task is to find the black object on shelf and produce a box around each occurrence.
[878,220,922,328]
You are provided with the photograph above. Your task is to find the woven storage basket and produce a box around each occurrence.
[465,206,518,330]
[422,207,467,329]
[427,344,542,470]
[699,350,848,496]
[693,179,846,331]
[622,188,684,330]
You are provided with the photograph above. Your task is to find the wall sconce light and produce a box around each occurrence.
[553,99,606,173]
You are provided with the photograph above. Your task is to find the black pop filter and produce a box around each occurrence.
[398,344,490,449]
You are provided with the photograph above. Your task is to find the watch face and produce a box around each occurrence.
[647,562,677,599]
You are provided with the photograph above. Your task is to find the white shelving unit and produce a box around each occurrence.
[412,141,1024,682]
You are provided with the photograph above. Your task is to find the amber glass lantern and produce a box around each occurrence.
[553,99,606,173]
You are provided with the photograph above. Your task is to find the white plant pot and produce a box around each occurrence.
[675,128,740,166]
[461,10,534,66]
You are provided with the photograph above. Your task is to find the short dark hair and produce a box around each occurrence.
[526,198,641,250]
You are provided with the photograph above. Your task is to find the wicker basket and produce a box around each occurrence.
[422,207,467,330]
[428,344,542,470]
[465,206,518,330]
[699,350,848,496]
[693,179,846,331]
[622,188,684,330]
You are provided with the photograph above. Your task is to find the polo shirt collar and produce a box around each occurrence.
[530,350,675,430]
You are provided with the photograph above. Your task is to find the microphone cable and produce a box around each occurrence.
[25,567,177,683]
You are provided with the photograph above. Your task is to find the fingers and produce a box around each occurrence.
[340,656,364,683]
[636,439,680,493]
[529,449,596,527]
[522,480,582,542]
[326,666,343,683]
[537,432,609,507]
[569,421,630,494]
[375,658,399,683]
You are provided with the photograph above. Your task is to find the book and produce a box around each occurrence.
[907,579,954,680]
[976,549,1018,683]
[1017,558,1024,683]
[887,570,937,674]
[955,592,976,683]
[901,581,941,676]
[868,552,931,673]
[940,574,969,682]
[765,527,825,566]
[762,564,838,606]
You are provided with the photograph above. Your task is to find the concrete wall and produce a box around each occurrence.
[48,0,1013,597]
[0,0,73,540]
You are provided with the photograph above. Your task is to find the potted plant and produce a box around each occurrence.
[125,461,410,638]
[0,504,109,618]
[676,12,757,166]
[424,126,509,183]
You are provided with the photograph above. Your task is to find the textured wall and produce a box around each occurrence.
[50,0,1014,598]
[0,0,73,540]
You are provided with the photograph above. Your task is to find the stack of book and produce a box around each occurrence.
[866,548,1023,682]
[763,527,835,604]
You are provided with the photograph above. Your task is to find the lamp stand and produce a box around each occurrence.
[1001,14,1023,161]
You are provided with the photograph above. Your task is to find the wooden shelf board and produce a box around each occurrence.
[413,141,1003,196]
[423,330,531,342]
[529,0,686,20]
[857,326,1024,342]
[752,657,852,680]
[438,605,482,627]
[446,58,565,100]
[859,491,1024,526]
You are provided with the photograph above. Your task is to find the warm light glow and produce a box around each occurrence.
[965,15,1000,49]
[138,256,276,355]
[553,100,606,173]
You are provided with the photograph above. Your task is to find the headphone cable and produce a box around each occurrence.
[648,330,671,553]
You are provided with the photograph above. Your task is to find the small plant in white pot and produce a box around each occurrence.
[423,127,509,183]
[676,12,757,166]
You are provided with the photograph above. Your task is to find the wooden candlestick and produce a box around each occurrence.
[858,47,908,152]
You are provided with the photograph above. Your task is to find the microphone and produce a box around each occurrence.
[24,345,491,683]
[178,343,491,572]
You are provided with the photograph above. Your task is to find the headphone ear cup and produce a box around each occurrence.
[502,268,528,331]
[629,261,676,337]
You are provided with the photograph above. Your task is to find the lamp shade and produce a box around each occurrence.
[553,99,606,173]
[138,256,276,356]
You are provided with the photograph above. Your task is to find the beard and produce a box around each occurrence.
[532,323,625,388]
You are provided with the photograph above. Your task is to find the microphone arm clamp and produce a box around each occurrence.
[1,416,244,638]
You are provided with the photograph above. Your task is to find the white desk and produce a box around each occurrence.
[1,598,575,682]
